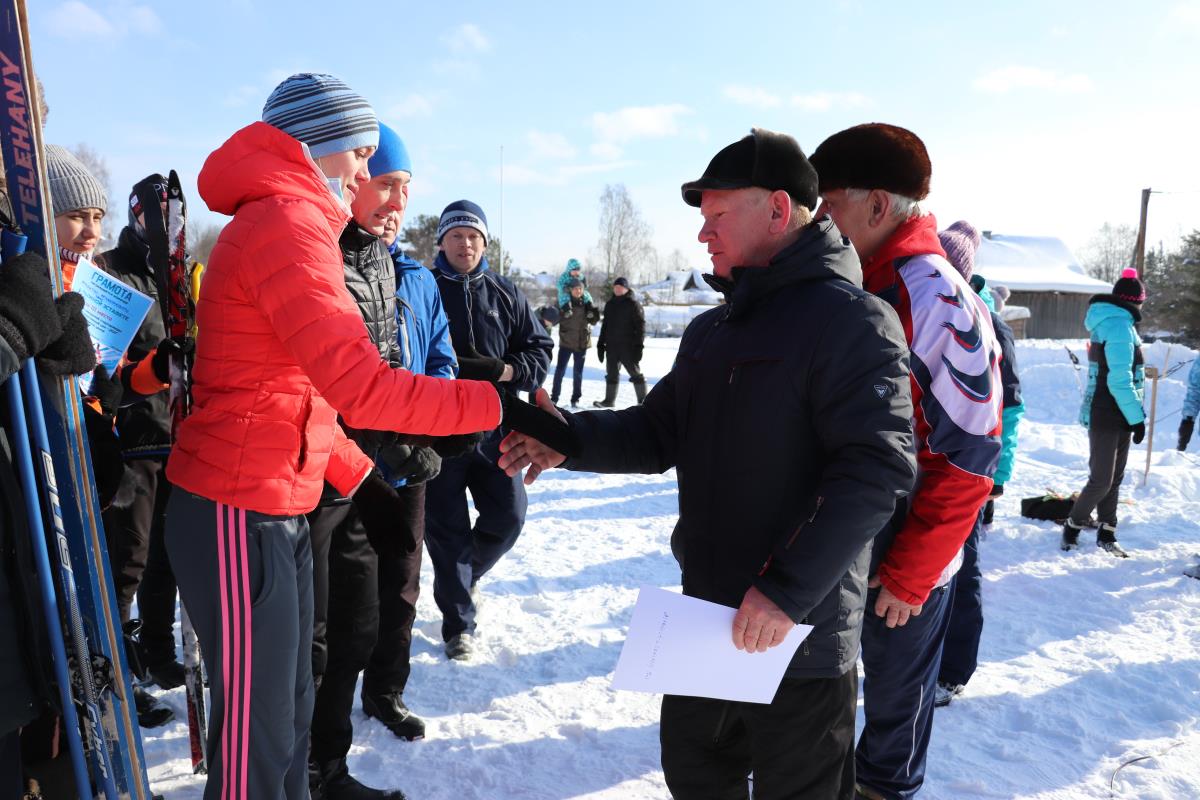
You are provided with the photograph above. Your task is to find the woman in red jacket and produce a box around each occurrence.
[163,74,503,800]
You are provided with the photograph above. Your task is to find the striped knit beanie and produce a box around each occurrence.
[437,200,488,245]
[46,144,107,217]
[262,73,378,160]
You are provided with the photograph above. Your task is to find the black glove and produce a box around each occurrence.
[597,343,605,363]
[990,484,1004,498]
[89,365,124,416]
[456,347,506,382]
[38,292,97,376]
[498,389,579,457]
[0,251,60,360]
[1130,421,1145,445]
[633,347,643,364]
[394,431,487,459]
[150,335,195,383]
[352,472,418,557]
[1180,417,1195,451]
[393,446,441,485]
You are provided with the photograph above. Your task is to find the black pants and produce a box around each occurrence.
[604,350,645,385]
[363,483,426,697]
[166,491,314,800]
[306,502,380,766]
[1,730,19,800]
[103,458,178,664]
[856,584,953,800]
[1068,423,1132,527]
[659,668,857,800]
[550,347,585,403]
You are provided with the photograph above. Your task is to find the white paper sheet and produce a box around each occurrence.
[611,586,812,704]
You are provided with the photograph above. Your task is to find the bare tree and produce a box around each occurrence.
[1079,222,1137,284]
[188,221,224,265]
[596,183,655,285]
[400,213,440,266]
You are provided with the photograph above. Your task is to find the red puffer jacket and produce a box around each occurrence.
[167,122,500,515]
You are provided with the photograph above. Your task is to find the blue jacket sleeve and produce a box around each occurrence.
[1184,359,1200,420]
[1100,319,1145,425]
[423,278,458,380]
[993,402,1024,486]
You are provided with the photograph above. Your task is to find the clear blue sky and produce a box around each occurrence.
[31,0,1200,274]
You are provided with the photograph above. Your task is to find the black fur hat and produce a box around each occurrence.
[810,123,932,200]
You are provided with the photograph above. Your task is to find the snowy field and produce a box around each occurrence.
[140,336,1200,799]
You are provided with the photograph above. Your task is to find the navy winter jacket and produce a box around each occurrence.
[433,253,552,393]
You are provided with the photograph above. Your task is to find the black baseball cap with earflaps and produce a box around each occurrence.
[680,128,819,209]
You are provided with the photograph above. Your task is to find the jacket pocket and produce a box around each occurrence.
[295,391,314,472]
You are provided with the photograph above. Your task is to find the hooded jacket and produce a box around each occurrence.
[1080,296,1145,430]
[433,253,552,394]
[560,219,917,678]
[166,122,500,516]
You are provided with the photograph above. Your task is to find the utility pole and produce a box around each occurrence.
[1133,187,1151,278]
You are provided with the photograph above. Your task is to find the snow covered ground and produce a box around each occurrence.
[140,336,1200,799]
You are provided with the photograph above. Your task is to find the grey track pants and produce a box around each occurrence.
[165,491,314,800]
[1068,424,1132,527]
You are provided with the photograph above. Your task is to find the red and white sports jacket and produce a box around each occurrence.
[862,215,1003,606]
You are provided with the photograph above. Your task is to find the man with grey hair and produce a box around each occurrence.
[811,123,1004,800]
[498,128,917,799]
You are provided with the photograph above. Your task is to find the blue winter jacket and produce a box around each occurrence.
[390,249,457,379]
[433,253,553,394]
[1080,297,1145,429]
[1183,358,1200,420]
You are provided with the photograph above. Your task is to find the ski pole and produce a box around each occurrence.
[1142,365,1160,486]
[1065,346,1084,395]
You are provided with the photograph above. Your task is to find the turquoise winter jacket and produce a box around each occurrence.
[1079,298,1145,429]
[1183,358,1200,420]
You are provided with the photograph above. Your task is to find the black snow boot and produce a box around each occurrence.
[133,685,174,728]
[362,691,427,741]
[319,758,407,800]
[144,658,186,691]
[1096,523,1129,558]
[593,381,619,408]
[1060,520,1082,551]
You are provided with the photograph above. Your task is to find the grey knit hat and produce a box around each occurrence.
[262,73,378,160]
[46,144,107,217]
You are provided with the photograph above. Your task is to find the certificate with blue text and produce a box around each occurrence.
[72,257,154,394]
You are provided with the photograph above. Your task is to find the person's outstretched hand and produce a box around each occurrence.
[498,388,570,485]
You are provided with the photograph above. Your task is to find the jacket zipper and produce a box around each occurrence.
[397,297,414,369]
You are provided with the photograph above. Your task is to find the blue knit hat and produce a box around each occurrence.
[368,123,412,177]
[437,200,488,245]
[262,73,378,160]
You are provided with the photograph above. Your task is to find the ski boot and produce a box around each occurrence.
[934,681,964,708]
[1096,523,1129,558]
[133,685,174,728]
